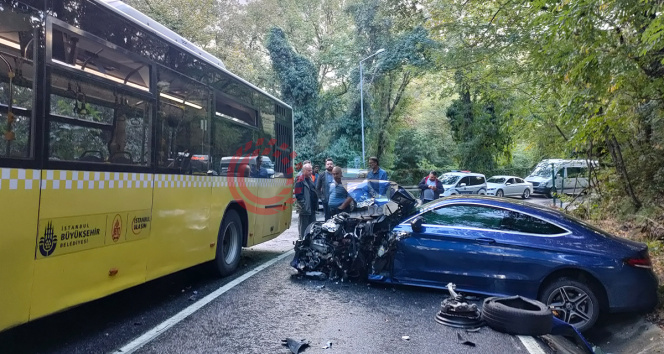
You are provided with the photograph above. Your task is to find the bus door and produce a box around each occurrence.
[148,67,213,280]
[31,17,155,320]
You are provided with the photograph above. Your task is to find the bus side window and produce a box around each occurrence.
[48,74,153,165]
[0,7,38,159]
[155,67,210,174]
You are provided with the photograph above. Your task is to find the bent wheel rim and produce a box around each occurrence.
[222,222,240,265]
[546,285,594,328]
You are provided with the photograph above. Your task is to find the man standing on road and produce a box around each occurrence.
[328,166,353,216]
[366,156,388,196]
[316,158,335,220]
[294,163,318,238]
[418,171,444,203]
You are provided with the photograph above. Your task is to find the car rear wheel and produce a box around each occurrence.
[477,188,486,195]
[495,189,504,197]
[213,210,243,277]
[539,278,600,332]
[522,189,530,199]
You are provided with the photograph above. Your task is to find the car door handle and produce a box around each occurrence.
[476,237,496,244]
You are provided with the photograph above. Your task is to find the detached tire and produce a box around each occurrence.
[213,210,243,277]
[482,296,552,336]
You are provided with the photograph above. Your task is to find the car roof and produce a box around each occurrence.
[488,175,521,179]
[442,172,485,177]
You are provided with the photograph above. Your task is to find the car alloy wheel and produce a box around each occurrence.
[496,190,504,197]
[522,189,530,199]
[540,279,599,332]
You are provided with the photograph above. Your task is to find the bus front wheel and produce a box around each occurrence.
[213,210,243,277]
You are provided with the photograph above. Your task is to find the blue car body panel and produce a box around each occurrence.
[377,196,658,314]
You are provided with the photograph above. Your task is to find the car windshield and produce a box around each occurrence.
[530,165,557,177]
[487,177,506,183]
[440,175,460,185]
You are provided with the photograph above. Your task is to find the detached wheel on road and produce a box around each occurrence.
[482,296,552,336]
[213,210,243,277]
[539,278,600,332]
[495,189,504,197]
[522,189,531,199]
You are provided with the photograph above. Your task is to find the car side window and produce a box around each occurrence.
[515,178,524,184]
[469,176,484,186]
[506,178,515,184]
[500,210,566,235]
[458,176,470,186]
[420,204,566,235]
[566,167,585,179]
[421,205,505,230]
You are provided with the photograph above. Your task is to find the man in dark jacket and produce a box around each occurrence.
[418,171,444,203]
[295,163,318,238]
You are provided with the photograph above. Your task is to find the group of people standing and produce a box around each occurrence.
[293,157,388,238]
[294,157,445,238]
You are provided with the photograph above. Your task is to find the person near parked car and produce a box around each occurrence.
[418,171,444,203]
[328,166,353,216]
[294,163,318,238]
[367,156,388,196]
[316,158,335,220]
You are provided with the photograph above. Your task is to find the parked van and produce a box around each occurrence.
[440,171,487,196]
[525,159,595,197]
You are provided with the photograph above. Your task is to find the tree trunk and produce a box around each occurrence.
[605,132,641,209]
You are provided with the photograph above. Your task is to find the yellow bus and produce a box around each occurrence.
[0,0,294,332]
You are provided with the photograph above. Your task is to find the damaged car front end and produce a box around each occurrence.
[290,181,418,281]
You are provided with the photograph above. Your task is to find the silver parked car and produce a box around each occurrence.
[486,175,533,199]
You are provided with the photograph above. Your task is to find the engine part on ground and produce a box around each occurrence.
[435,283,483,329]
[482,296,553,336]
[281,338,309,354]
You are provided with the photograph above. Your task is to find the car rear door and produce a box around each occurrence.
[505,178,517,196]
[394,204,507,294]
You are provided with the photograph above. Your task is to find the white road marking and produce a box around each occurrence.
[113,250,294,354]
[518,335,546,354]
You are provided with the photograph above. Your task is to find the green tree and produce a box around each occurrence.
[266,28,318,160]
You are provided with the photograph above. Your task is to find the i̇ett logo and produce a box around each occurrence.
[227,138,296,216]
[39,221,57,257]
[111,214,122,242]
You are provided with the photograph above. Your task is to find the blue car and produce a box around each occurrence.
[378,195,658,331]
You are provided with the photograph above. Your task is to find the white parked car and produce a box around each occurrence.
[486,175,533,199]
[439,171,487,196]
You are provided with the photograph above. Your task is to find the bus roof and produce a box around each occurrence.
[96,0,292,110]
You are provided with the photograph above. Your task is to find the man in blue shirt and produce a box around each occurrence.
[328,166,352,216]
[366,156,388,196]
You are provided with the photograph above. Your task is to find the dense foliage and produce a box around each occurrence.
[128,0,664,228]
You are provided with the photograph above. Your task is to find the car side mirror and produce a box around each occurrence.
[506,182,511,185]
[411,216,424,233]
[459,183,466,187]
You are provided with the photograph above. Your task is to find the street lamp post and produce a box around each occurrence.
[359,48,385,168]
